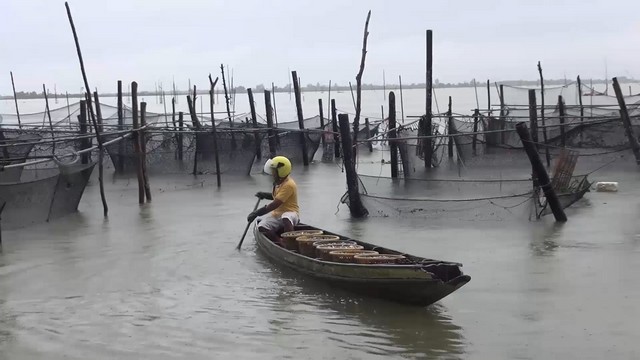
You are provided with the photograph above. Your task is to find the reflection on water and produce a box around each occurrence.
[254,250,467,359]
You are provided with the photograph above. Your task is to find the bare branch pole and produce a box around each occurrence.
[291,70,309,166]
[208,75,221,187]
[612,77,640,165]
[65,1,108,216]
[354,10,372,131]
[271,82,279,126]
[93,92,111,210]
[10,72,22,128]
[42,84,55,155]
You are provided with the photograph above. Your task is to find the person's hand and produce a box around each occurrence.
[255,192,273,200]
[247,211,258,223]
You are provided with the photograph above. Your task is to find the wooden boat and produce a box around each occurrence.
[253,224,470,306]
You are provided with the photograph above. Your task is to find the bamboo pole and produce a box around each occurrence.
[528,89,539,189]
[78,100,89,164]
[447,96,453,158]
[472,109,479,155]
[10,72,21,128]
[327,80,332,121]
[66,92,71,124]
[577,76,584,142]
[264,90,277,157]
[292,70,309,166]
[131,82,145,204]
[612,77,640,165]
[486,79,491,116]
[365,118,372,152]
[187,95,200,175]
[178,112,184,161]
[65,1,108,216]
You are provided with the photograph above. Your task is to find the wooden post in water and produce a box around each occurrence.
[247,88,261,160]
[515,122,567,222]
[139,102,152,202]
[177,112,184,161]
[93,91,103,133]
[338,114,368,218]
[423,29,433,168]
[10,71,21,128]
[486,79,491,116]
[537,61,551,167]
[399,75,405,123]
[187,95,200,175]
[291,71,309,166]
[472,109,479,155]
[117,80,125,173]
[389,92,398,178]
[78,100,89,164]
[221,64,235,147]
[318,99,325,149]
[331,99,340,158]
[558,95,566,147]
[528,90,539,189]
[577,76,584,143]
[131,82,145,204]
[612,77,640,165]
[498,84,506,144]
[272,82,279,126]
[209,89,221,187]
[364,118,373,152]
[264,90,277,158]
[447,96,454,158]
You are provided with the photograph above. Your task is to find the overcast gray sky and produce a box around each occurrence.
[1,0,639,94]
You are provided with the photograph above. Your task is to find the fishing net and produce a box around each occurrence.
[0,161,95,229]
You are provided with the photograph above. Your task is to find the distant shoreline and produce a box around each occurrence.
[1,78,636,100]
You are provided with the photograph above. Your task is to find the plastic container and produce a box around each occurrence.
[329,249,379,263]
[353,254,406,264]
[296,235,340,257]
[280,230,323,251]
[316,244,364,260]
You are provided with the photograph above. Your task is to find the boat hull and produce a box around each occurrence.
[253,225,470,306]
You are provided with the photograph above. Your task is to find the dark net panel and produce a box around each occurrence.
[192,130,261,176]
[261,131,322,164]
[48,162,96,220]
[0,171,59,230]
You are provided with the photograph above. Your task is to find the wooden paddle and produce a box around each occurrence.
[236,198,262,250]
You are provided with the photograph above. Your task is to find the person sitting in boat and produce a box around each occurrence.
[247,156,300,245]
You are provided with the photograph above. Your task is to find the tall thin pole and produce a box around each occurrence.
[65,1,108,216]
[486,79,491,116]
[537,61,551,167]
[10,71,21,128]
[424,29,433,168]
[209,88,221,187]
[327,80,332,119]
[292,70,309,166]
[382,69,386,101]
[43,84,55,155]
[247,88,261,159]
[399,75,405,124]
[65,92,71,124]
[271,82,279,126]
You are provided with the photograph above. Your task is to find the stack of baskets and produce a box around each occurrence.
[280,230,407,264]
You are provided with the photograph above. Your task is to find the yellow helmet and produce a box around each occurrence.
[264,156,292,178]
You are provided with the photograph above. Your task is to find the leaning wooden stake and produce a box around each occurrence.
[318,98,325,149]
[140,102,152,202]
[447,96,454,158]
[78,100,89,164]
[515,122,567,222]
[388,92,398,178]
[612,77,640,165]
[131,82,145,204]
[65,1,108,216]
[558,95,566,147]
[10,72,22,128]
[338,114,368,218]
[220,64,235,147]
[187,95,200,175]
[291,70,309,165]
[528,90,540,189]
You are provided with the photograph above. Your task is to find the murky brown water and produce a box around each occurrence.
[1,157,639,359]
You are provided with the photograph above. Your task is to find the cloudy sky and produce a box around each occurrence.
[1,0,639,94]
